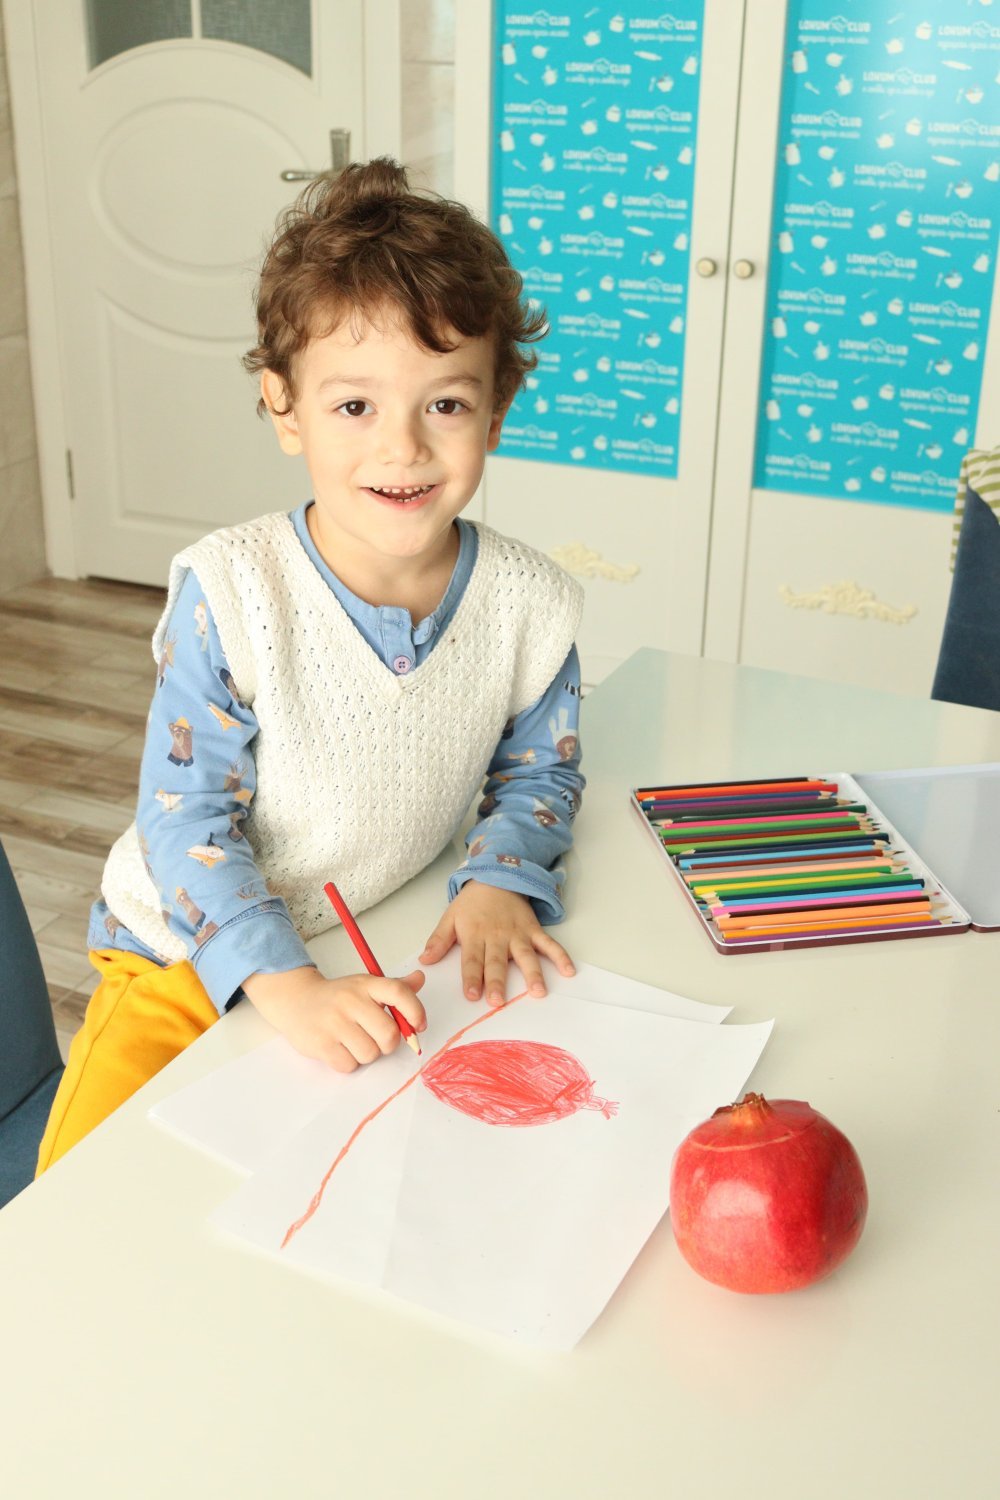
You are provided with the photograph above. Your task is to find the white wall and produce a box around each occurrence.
[0,11,46,594]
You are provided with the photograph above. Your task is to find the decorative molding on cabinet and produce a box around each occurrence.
[778,581,917,626]
[549,543,640,584]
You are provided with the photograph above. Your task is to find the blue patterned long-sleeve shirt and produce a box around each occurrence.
[89,506,584,1013]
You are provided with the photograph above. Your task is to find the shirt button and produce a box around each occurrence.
[393,654,413,675]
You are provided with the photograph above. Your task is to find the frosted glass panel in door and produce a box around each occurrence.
[201,0,312,76]
[752,0,1000,514]
[87,0,191,68]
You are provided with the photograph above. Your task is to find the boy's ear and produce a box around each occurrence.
[486,395,514,453]
[260,371,302,455]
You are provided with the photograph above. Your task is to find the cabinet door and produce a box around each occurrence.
[706,0,1000,697]
[455,1,744,685]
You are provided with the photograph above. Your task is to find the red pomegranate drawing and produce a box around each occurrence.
[420,1038,618,1127]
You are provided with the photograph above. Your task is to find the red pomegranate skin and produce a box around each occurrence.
[668,1095,868,1293]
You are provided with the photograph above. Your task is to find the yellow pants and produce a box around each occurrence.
[36,948,219,1174]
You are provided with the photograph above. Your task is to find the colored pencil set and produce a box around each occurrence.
[631,774,968,953]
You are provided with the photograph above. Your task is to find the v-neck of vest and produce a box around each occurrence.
[285,514,490,699]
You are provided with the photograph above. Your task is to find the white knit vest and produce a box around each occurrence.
[101,514,583,961]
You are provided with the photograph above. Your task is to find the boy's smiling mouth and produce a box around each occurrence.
[365,484,439,505]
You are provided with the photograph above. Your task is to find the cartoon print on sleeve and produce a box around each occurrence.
[193,601,209,651]
[496,853,522,867]
[235,882,268,901]
[505,747,537,765]
[224,760,253,804]
[176,886,206,930]
[167,718,194,766]
[186,832,226,868]
[155,789,183,814]
[532,797,558,828]
[548,708,578,763]
[157,634,177,687]
[219,668,247,710]
[176,887,220,946]
[559,785,582,821]
[208,702,241,731]
[228,810,247,842]
[469,833,490,859]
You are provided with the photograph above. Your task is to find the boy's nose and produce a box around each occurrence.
[377,413,430,465]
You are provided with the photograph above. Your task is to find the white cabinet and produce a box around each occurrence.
[456,0,1000,696]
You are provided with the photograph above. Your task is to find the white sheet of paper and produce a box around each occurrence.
[150,951,733,1173]
[207,986,772,1350]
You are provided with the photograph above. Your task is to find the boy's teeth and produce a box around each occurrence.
[371,484,433,500]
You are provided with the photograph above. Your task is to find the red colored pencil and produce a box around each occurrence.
[323,880,421,1056]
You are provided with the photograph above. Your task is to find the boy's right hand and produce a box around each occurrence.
[242,965,426,1072]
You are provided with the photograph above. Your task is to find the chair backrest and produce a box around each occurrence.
[931,469,1000,713]
[0,837,63,1121]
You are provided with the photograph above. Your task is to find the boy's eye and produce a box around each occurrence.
[337,399,371,417]
[431,398,466,416]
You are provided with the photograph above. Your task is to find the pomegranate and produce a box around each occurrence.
[669,1093,868,1293]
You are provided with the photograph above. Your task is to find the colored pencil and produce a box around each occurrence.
[323,879,421,1056]
[682,857,900,881]
[688,870,918,894]
[639,795,845,815]
[715,900,934,928]
[718,916,944,943]
[712,894,933,920]
[654,812,871,834]
[678,840,888,868]
[637,778,838,799]
[660,831,886,855]
[695,882,923,906]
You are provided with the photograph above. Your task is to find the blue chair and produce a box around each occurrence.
[0,838,65,1207]
[931,472,1000,713]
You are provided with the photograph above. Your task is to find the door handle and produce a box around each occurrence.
[733,259,755,279]
[281,128,351,182]
[695,257,718,278]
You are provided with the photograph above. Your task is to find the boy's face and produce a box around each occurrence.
[261,312,508,584]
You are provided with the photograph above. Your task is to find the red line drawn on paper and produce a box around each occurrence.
[421,1039,618,1127]
[281,988,529,1248]
[281,991,617,1249]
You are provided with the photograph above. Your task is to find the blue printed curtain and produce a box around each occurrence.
[755,0,1000,511]
[490,4,706,477]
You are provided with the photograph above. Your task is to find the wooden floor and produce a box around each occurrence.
[0,574,167,1056]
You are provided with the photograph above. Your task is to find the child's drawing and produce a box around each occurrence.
[421,1039,618,1127]
[281,990,615,1249]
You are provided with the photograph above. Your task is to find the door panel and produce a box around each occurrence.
[33,3,368,584]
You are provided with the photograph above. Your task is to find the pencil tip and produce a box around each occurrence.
[406,1034,422,1056]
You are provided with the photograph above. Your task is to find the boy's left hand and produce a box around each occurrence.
[420,881,575,1006]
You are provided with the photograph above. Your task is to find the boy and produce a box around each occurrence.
[38,158,584,1170]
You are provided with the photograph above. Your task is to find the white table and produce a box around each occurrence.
[3,650,999,1498]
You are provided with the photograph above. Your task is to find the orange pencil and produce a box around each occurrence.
[710,906,941,930]
[323,879,422,1056]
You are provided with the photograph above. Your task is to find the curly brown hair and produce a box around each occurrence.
[244,157,546,416]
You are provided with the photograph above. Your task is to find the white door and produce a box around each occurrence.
[455,1,746,686]
[18,0,391,585]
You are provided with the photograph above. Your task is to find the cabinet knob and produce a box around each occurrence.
[695,257,718,278]
[733,259,755,279]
